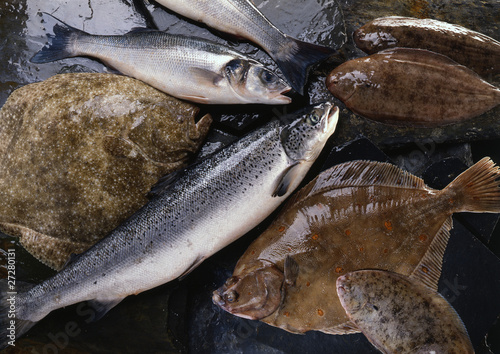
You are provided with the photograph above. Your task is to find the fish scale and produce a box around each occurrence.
[1,102,338,346]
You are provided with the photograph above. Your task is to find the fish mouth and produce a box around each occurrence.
[323,103,340,134]
[272,86,292,104]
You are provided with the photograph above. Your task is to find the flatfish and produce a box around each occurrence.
[0,73,211,270]
[354,16,500,77]
[213,158,500,334]
[326,48,500,126]
[337,270,474,353]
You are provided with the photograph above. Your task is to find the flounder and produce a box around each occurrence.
[326,48,500,126]
[213,158,500,334]
[354,16,500,77]
[337,270,474,353]
[0,73,211,270]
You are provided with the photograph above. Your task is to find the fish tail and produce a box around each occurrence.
[30,12,85,63]
[446,157,500,213]
[272,36,336,95]
[0,280,37,349]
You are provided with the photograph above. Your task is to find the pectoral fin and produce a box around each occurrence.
[189,67,225,87]
[284,255,299,287]
[87,297,125,321]
[272,162,301,197]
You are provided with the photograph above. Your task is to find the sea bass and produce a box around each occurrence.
[354,16,500,76]
[213,158,500,334]
[326,48,500,126]
[31,13,291,105]
[154,0,336,94]
[337,270,474,353]
[0,102,339,346]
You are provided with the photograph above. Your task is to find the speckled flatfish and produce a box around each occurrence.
[337,270,474,353]
[213,158,500,334]
[0,73,211,270]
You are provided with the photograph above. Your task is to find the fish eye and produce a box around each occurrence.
[224,290,239,303]
[306,110,321,125]
[259,69,277,83]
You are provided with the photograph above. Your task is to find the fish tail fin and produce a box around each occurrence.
[0,280,37,349]
[30,12,85,63]
[272,36,336,95]
[446,157,500,213]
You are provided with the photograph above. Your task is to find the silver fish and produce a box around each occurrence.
[31,13,291,105]
[155,0,336,94]
[337,270,474,354]
[0,102,339,346]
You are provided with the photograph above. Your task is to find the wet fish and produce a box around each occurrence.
[354,16,500,77]
[154,0,336,94]
[326,48,500,126]
[213,158,500,334]
[337,270,474,353]
[0,102,339,346]
[31,13,291,105]
[0,73,212,270]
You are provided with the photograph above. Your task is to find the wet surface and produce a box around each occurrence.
[0,0,499,353]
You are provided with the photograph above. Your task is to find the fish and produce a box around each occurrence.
[337,270,474,353]
[326,48,500,126]
[0,102,339,347]
[213,158,500,334]
[30,12,291,105]
[354,16,500,77]
[0,73,212,270]
[154,0,336,94]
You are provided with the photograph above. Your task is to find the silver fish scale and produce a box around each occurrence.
[17,120,289,321]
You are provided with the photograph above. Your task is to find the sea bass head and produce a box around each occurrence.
[213,260,284,320]
[224,59,291,104]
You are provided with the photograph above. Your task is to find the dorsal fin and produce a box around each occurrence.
[288,160,426,205]
[409,216,453,291]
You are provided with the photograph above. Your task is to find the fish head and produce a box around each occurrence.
[212,261,284,320]
[280,102,339,163]
[224,59,291,104]
[326,64,374,103]
[353,27,398,54]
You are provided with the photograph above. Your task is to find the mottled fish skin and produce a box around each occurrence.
[0,73,212,271]
[354,16,500,76]
[154,0,336,94]
[213,158,500,334]
[326,48,500,126]
[0,102,339,346]
[337,270,474,354]
[31,13,291,105]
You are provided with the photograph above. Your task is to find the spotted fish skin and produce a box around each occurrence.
[213,158,500,335]
[354,16,500,76]
[0,102,339,347]
[337,270,474,354]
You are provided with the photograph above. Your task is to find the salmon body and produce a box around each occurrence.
[337,270,474,353]
[213,158,500,334]
[354,16,500,76]
[326,48,500,126]
[0,103,339,347]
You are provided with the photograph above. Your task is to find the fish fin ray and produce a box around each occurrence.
[189,67,225,87]
[272,36,335,95]
[283,255,299,287]
[272,161,301,197]
[127,27,158,34]
[30,12,83,63]
[292,160,426,204]
[445,157,500,213]
[409,216,452,291]
[179,255,205,281]
[320,321,361,335]
[0,222,89,270]
[177,93,211,104]
[87,298,125,321]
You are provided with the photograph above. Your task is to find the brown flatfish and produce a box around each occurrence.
[213,158,500,334]
[326,48,500,126]
[354,16,500,77]
[337,270,474,353]
[0,73,212,270]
